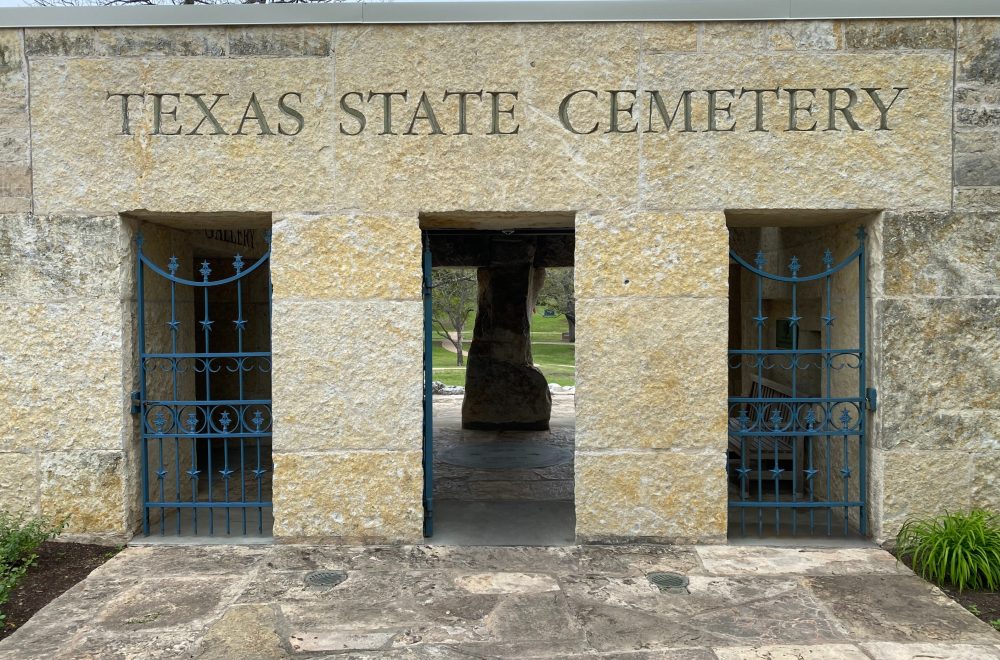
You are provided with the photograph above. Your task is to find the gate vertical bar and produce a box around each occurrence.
[200,261,213,535]
[788,256,799,536]
[259,236,272,535]
[422,235,434,538]
[236,260,247,536]
[137,234,149,537]
[824,258,834,536]
[751,252,767,536]
[169,270,180,535]
[857,228,867,536]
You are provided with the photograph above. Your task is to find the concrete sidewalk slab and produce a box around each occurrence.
[1,544,998,659]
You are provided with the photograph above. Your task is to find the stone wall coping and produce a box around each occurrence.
[1,0,999,29]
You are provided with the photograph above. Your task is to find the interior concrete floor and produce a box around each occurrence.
[431,394,576,546]
[132,507,274,545]
[429,501,576,546]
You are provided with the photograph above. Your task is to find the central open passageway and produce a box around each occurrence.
[431,394,576,545]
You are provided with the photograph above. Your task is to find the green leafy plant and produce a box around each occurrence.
[102,545,124,561]
[990,619,1000,632]
[967,604,982,616]
[0,511,67,624]
[896,509,1000,592]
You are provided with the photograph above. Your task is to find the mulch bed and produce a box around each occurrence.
[893,550,1000,629]
[1,541,121,641]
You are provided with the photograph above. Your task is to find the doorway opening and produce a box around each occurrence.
[129,213,273,540]
[420,212,575,545]
[726,211,876,542]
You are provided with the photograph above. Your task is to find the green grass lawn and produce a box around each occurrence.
[529,311,571,339]
[437,311,568,341]
[431,312,575,387]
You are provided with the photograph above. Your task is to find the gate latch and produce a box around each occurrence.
[865,387,877,411]
[130,391,141,415]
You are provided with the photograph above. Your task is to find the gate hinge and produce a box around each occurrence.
[865,387,877,411]
[130,391,141,415]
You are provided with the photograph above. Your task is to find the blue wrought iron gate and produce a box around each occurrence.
[728,228,872,537]
[422,235,434,537]
[135,231,273,536]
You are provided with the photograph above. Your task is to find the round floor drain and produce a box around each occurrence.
[303,570,347,589]
[647,572,689,593]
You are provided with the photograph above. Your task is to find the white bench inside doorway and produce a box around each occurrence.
[728,374,814,496]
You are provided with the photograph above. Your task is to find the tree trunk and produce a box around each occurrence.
[565,315,576,343]
[455,329,464,367]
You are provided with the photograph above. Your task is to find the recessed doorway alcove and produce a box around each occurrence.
[126,211,274,542]
[726,209,878,545]
[420,212,576,545]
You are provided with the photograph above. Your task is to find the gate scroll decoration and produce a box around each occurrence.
[135,231,273,537]
[728,228,871,538]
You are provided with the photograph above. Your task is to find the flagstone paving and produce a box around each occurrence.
[2,544,999,659]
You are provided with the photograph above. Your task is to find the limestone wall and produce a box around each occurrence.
[269,212,424,542]
[860,20,999,542]
[575,210,730,542]
[0,19,993,544]
[0,28,130,536]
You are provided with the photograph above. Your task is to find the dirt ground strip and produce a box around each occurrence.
[1,544,999,659]
[0,542,120,641]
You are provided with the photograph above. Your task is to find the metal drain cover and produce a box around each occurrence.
[647,572,689,594]
[439,441,572,470]
[303,570,347,589]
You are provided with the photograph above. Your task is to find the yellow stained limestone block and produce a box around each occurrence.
[40,451,127,534]
[575,210,729,300]
[575,451,728,542]
[639,53,953,210]
[271,213,421,301]
[28,26,953,215]
[0,301,125,452]
[873,449,973,542]
[30,57,338,214]
[878,297,1000,415]
[271,451,423,542]
[642,23,698,53]
[0,214,124,301]
[270,299,422,452]
[575,297,728,451]
[971,452,1000,514]
[701,22,767,52]
[0,452,38,515]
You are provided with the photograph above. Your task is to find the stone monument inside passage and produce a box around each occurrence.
[0,7,996,546]
[462,242,552,431]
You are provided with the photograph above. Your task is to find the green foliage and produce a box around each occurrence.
[431,268,478,367]
[896,510,1000,592]
[967,604,982,616]
[538,268,574,317]
[0,511,66,623]
[529,312,570,338]
[537,268,575,341]
[103,545,125,561]
[991,619,1000,631]
[431,311,576,387]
